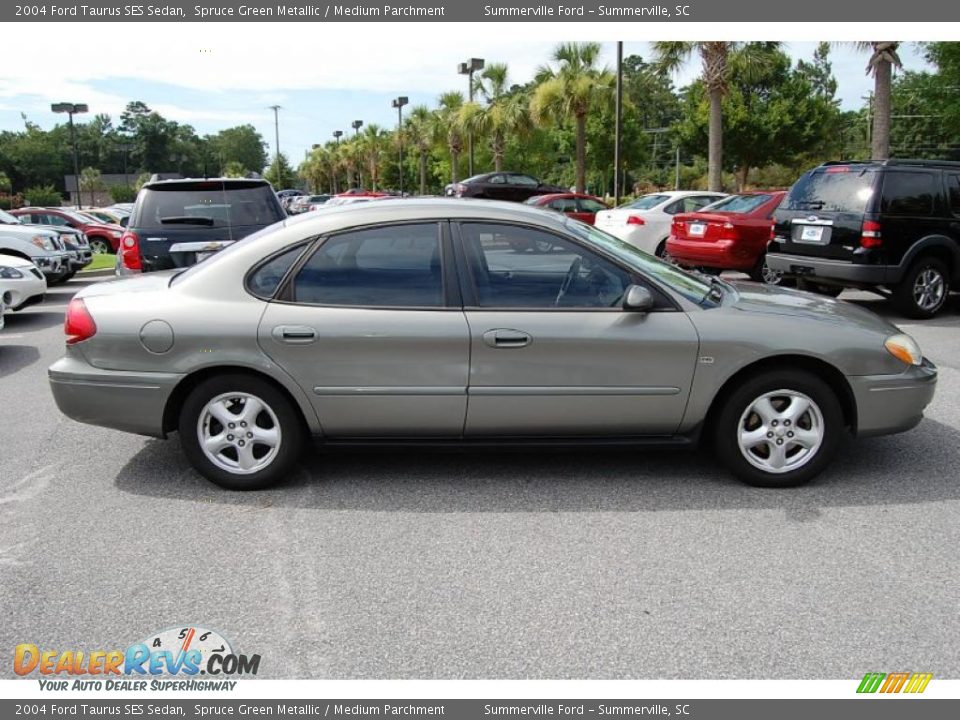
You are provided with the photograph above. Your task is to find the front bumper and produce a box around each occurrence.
[49,355,184,438]
[33,253,71,278]
[68,250,93,269]
[849,358,938,437]
[766,252,892,285]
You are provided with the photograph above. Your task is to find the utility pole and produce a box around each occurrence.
[614,41,623,205]
[269,105,282,186]
[51,102,88,208]
[392,96,408,195]
[458,57,485,176]
[333,130,343,193]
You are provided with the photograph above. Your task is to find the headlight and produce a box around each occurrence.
[0,266,24,279]
[31,235,55,251]
[885,333,923,366]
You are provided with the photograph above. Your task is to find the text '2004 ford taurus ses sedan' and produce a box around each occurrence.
[49,199,936,490]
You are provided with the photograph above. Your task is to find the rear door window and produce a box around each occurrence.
[880,172,938,216]
[783,168,878,213]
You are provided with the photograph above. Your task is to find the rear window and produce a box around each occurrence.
[783,168,877,213]
[704,194,772,214]
[133,183,284,230]
[618,194,669,211]
[880,172,938,216]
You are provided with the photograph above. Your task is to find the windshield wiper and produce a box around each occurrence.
[159,216,215,226]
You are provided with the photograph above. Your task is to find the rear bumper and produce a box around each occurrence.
[766,252,892,285]
[849,359,938,437]
[49,355,184,438]
[666,237,756,270]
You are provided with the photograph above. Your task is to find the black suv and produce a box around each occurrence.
[117,178,286,275]
[767,159,960,318]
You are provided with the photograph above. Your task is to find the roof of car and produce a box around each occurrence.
[142,177,272,189]
[820,159,960,170]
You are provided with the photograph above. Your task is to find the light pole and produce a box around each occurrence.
[269,104,282,187]
[391,96,408,195]
[613,42,623,205]
[351,120,363,189]
[51,102,88,209]
[333,130,343,193]
[458,57,484,177]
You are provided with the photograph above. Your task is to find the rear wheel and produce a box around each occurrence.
[179,374,305,490]
[892,256,949,319]
[714,369,844,488]
[750,254,783,285]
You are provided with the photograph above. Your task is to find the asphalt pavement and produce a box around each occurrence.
[1,276,959,679]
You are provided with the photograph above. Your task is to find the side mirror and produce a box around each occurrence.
[622,285,654,312]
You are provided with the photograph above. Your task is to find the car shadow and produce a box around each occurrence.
[0,311,65,332]
[0,344,41,378]
[114,417,960,518]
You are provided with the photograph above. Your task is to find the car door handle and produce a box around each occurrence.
[482,329,532,348]
[272,325,317,344]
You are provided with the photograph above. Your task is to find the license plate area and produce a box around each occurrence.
[688,222,706,237]
[793,224,831,244]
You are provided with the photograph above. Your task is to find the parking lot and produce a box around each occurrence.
[2,276,960,679]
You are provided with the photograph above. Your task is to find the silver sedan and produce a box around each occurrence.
[49,199,937,490]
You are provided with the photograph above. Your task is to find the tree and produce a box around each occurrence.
[856,42,902,160]
[461,63,531,172]
[405,105,434,195]
[653,42,780,191]
[432,91,466,184]
[530,42,615,192]
[222,161,247,178]
[79,167,106,207]
[207,125,268,176]
[263,152,294,188]
[360,125,388,190]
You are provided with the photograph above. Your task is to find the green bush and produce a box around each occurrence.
[23,185,62,206]
[108,184,137,203]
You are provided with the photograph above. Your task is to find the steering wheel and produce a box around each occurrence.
[555,257,582,306]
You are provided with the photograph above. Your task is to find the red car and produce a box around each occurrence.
[666,191,787,283]
[523,193,609,225]
[11,207,126,255]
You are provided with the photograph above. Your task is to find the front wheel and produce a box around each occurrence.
[89,238,113,255]
[714,370,845,488]
[179,374,305,490]
[892,257,950,319]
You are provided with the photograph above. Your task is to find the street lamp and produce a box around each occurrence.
[269,105,283,187]
[458,57,484,176]
[391,96,408,195]
[332,131,343,193]
[351,120,364,189]
[51,102,88,209]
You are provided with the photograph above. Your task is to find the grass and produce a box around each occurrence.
[80,253,116,272]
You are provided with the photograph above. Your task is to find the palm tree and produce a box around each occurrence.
[361,124,388,191]
[858,42,902,160]
[529,42,615,193]
[461,63,531,172]
[432,91,466,184]
[405,105,433,195]
[653,42,779,192]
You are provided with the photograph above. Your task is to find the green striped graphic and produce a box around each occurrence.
[857,673,886,693]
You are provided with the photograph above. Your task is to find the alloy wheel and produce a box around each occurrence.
[913,267,946,313]
[737,389,824,475]
[197,392,282,475]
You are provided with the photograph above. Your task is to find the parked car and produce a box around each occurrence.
[10,207,123,257]
[594,191,728,257]
[667,191,787,284]
[445,172,566,202]
[294,194,332,213]
[116,177,287,275]
[50,199,935,491]
[767,160,960,318]
[0,212,72,283]
[0,252,47,313]
[84,208,130,228]
[523,193,610,225]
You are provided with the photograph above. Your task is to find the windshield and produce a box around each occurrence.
[617,194,669,211]
[564,218,713,304]
[703,194,773,214]
[783,169,877,213]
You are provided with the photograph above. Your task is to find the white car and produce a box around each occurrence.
[594,191,727,257]
[0,253,47,319]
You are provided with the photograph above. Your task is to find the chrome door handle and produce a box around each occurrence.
[273,325,317,344]
[482,329,532,348]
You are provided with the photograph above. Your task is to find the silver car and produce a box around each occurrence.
[49,200,937,490]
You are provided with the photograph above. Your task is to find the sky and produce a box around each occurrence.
[0,26,933,171]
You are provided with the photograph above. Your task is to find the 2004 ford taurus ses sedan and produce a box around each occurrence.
[49,199,937,490]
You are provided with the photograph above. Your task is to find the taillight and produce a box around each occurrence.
[65,298,97,345]
[119,231,142,271]
[769,223,776,241]
[627,215,646,225]
[860,220,882,249]
[719,222,738,240]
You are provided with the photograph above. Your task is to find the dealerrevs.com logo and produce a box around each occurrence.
[14,626,260,691]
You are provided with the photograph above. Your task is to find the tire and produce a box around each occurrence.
[654,239,669,259]
[749,254,783,286]
[49,272,74,285]
[714,369,845,488]
[892,256,950,319]
[179,373,305,490]
[89,238,113,255]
